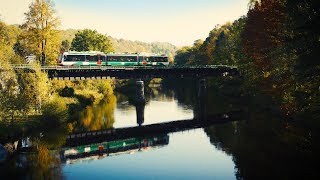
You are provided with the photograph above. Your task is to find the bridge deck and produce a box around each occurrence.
[10,64,239,79]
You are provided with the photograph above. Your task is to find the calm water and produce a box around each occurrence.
[1,78,319,179]
[62,86,235,179]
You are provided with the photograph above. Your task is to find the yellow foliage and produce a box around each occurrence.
[79,94,116,131]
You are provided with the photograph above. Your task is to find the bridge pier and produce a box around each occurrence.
[194,78,208,121]
[136,103,145,126]
[136,80,145,102]
[136,80,145,126]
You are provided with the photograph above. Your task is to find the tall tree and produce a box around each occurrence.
[242,0,292,99]
[0,20,20,121]
[71,29,114,52]
[19,0,61,65]
[286,0,320,114]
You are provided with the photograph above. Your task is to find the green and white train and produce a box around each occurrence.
[57,51,169,66]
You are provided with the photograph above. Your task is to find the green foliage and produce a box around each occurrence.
[59,86,75,97]
[286,0,320,112]
[71,29,114,52]
[41,98,69,126]
[174,46,192,65]
[16,64,50,113]
[60,39,71,52]
[59,29,177,62]
[0,21,23,121]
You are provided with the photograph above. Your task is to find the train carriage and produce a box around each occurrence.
[58,51,107,66]
[58,51,169,66]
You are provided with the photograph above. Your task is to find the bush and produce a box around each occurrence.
[41,99,69,127]
[59,86,75,97]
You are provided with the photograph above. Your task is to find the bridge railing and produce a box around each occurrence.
[10,64,237,70]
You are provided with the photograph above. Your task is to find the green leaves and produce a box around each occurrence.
[71,29,114,53]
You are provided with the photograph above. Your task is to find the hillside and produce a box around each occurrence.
[60,29,177,61]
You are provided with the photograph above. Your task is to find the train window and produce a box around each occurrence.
[126,56,137,62]
[138,56,144,62]
[65,55,85,62]
[149,57,156,62]
[86,55,99,62]
[100,56,106,61]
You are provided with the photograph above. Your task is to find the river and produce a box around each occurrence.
[0,78,318,179]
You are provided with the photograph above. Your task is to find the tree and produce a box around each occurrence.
[0,21,20,121]
[71,29,114,52]
[286,0,320,113]
[18,0,61,65]
[60,39,71,52]
[174,46,192,65]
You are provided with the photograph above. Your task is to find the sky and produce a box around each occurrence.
[0,0,248,46]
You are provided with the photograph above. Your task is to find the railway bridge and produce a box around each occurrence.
[11,64,239,79]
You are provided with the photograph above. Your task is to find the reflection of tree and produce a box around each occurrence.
[2,144,63,179]
[204,106,320,179]
[148,87,175,102]
[29,145,62,180]
[162,77,242,116]
[162,78,197,108]
[78,94,116,131]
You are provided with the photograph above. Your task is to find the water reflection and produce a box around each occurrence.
[0,127,67,179]
[63,129,236,180]
[62,134,169,165]
[2,77,317,179]
[204,110,320,179]
[75,94,117,132]
[114,87,194,128]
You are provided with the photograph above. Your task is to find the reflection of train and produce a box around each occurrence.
[61,134,169,164]
[57,51,169,66]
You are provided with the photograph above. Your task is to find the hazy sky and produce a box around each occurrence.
[0,0,248,46]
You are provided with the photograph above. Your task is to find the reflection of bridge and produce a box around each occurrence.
[65,111,241,147]
[62,111,241,164]
[11,65,239,79]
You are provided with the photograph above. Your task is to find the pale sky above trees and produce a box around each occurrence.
[0,0,248,46]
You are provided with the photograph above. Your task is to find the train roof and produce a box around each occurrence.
[63,51,105,55]
[62,51,167,57]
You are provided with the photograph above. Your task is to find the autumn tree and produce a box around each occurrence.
[241,0,294,104]
[0,21,21,121]
[71,29,114,52]
[18,0,61,65]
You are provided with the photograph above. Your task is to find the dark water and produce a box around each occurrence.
[1,78,319,179]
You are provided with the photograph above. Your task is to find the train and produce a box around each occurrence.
[57,51,169,66]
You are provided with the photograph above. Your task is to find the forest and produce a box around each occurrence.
[175,0,319,122]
